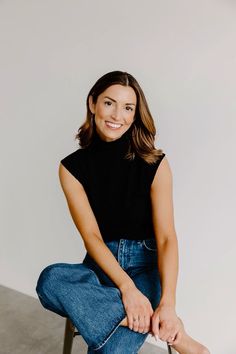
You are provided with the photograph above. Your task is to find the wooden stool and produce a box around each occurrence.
[63,318,174,354]
[62,318,80,354]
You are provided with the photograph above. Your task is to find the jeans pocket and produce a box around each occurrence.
[142,238,157,251]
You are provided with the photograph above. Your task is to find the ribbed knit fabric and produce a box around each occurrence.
[60,129,165,242]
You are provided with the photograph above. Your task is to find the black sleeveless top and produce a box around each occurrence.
[60,129,165,242]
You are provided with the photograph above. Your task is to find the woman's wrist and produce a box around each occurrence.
[159,296,176,308]
[119,280,136,294]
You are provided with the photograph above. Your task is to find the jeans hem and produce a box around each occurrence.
[91,314,127,351]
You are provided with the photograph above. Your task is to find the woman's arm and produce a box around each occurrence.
[58,163,135,292]
[150,158,210,350]
[150,156,179,308]
[150,156,182,341]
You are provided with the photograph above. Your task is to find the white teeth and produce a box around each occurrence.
[106,121,122,128]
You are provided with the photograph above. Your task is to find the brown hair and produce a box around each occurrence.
[75,70,164,164]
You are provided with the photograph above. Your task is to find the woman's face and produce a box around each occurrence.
[89,84,137,142]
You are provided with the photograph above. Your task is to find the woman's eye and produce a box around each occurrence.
[104,101,133,112]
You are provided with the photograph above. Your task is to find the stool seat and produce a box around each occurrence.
[63,317,175,354]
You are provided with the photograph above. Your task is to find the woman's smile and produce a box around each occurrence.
[105,121,123,130]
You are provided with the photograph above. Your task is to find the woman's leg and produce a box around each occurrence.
[87,326,149,354]
[85,266,161,354]
[36,245,210,353]
[167,317,211,354]
[117,317,210,354]
[118,267,211,354]
[36,261,152,354]
[36,262,127,351]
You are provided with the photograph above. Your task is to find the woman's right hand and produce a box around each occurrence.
[120,284,154,334]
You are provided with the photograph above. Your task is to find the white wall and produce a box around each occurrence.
[1,1,235,353]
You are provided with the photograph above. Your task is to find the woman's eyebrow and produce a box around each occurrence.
[104,96,136,106]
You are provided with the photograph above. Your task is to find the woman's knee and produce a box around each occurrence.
[35,262,66,296]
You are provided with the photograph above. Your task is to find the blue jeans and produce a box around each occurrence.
[36,238,162,353]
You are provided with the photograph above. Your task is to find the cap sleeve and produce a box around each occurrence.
[60,149,85,186]
[148,152,166,186]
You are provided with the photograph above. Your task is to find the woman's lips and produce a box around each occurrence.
[105,121,122,130]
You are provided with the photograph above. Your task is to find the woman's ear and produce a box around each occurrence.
[88,95,95,114]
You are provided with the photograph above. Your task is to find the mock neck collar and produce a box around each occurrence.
[92,129,130,152]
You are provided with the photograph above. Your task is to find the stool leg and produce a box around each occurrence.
[63,318,75,354]
[167,343,173,353]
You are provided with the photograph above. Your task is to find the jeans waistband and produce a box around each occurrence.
[83,238,158,271]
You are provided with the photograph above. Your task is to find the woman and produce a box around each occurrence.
[36,71,210,354]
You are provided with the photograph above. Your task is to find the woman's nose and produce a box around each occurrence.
[111,108,121,120]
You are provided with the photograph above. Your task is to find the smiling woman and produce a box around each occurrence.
[36,70,210,354]
[89,84,137,141]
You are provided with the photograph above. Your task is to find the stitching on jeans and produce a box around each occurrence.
[85,266,102,286]
[143,239,157,251]
[92,313,126,350]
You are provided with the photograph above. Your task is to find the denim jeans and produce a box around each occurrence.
[36,238,162,353]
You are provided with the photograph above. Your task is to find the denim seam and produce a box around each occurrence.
[85,267,102,286]
[143,239,157,251]
[117,239,122,267]
[92,313,127,351]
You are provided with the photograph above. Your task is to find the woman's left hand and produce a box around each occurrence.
[151,304,182,344]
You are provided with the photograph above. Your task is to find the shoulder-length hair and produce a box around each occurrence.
[75,70,164,164]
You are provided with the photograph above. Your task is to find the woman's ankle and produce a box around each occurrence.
[119,316,128,326]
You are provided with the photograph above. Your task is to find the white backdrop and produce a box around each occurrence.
[0,1,235,353]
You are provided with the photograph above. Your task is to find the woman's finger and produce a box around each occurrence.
[143,314,151,333]
[169,330,182,345]
[128,313,150,333]
[132,315,140,332]
[138,314,149,333]
[128,313,139,331]
[167,333,177,344]
[127,312,134,330]
[159,321,174,341]
[137,315,145,333]
[151,312,160,339]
